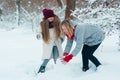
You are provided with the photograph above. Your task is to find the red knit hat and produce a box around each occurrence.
[42,9,56,19]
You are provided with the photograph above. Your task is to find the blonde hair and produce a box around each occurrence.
[40,16,61,43]
[61,19,73,37]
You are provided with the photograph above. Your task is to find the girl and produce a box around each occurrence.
[37,9,64,73]
[61,19,105,72]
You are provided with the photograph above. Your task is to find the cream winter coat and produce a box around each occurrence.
[40,28,63,59]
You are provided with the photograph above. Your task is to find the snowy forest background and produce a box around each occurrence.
[0,0,120,80]
[0,0,120,50]
[0,0,120,51]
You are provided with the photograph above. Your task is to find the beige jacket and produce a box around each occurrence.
[41,28,63,59]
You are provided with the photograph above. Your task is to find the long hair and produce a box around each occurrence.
[61,19,73,37]
[40,16,61,43]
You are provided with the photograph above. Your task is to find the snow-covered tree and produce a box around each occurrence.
[71,1,120,51]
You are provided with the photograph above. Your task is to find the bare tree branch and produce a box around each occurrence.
[56,0,63,8]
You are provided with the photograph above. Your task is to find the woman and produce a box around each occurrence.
[61,19,105,72]
[37,9,64,73]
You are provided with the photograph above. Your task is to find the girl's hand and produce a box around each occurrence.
[36,34,41,40]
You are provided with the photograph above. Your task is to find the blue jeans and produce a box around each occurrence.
[41,46,59,67]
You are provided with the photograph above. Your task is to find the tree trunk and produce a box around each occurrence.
[15,0,20,26]
[0,8,2,21]
[65,0,76,19]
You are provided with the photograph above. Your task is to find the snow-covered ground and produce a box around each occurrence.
[0,28,120,80]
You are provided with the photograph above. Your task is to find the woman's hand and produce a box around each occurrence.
[36,34,41,40]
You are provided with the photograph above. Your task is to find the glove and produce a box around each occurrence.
[59,37,64,44]
[63,52,69,56]
[62,54,73,63]
[36,34,41,40]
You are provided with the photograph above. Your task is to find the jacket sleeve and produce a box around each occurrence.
[36,22,42,40]
[71,26,85,56]
[64,38,73,53]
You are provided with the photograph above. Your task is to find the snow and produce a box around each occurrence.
[0,26,120,80]
[88,0,97,4]
[0,3,120,79]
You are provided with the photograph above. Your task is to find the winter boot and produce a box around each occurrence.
[82,67,89,72]
[95,64,102,71]
[38,66,46,73]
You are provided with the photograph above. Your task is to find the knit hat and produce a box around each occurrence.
[42,9,56,19]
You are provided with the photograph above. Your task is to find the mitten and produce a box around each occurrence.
[62,54,73,63]
[59,37,64,44]
[36,34,41,40]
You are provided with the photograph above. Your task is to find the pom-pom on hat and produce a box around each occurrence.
[42,8,56,19]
